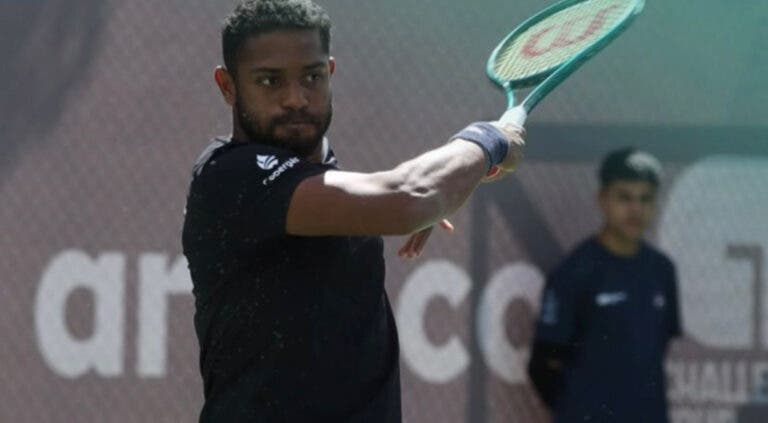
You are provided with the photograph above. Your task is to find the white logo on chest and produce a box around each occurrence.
[595,291,628,307]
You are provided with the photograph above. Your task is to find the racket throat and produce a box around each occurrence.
[504,83,517,109]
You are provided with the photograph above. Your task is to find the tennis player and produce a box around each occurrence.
[181,0,525,421]
[528,147,682,423]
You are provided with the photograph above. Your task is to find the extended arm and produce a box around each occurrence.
[287,119,525,236]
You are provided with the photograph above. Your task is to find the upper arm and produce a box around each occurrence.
[286,169,436,236]
[193,143,446,244]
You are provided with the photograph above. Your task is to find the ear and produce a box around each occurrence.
[214,66,236,106]
[328,56,336,75]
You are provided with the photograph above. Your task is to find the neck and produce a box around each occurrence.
[231,124,250,144]
[598,227,640,257]
[305,137,327,164]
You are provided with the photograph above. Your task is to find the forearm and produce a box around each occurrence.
[377,139,489,231]
[528,342,572,409]
[287,124,523,236]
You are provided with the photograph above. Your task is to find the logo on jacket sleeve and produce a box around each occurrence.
[262,157,301,186]
[256,155,279,170]
[540,289,559,325]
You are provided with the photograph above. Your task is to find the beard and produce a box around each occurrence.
[234,95,332,158]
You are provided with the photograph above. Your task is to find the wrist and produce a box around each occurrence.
[450,122,509,171]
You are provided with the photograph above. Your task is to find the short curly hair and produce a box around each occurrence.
[222,0,332,76]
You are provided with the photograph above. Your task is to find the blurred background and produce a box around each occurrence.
[1,0,766,422]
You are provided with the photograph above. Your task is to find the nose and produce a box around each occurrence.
[282,82,309,110]
[628,197,648,214]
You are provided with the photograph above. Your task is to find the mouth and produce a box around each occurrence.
[279,122,316,135]
[278,118,315,127]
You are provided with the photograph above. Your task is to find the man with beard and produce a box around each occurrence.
[182,1,525,421]
[527,148,682,423]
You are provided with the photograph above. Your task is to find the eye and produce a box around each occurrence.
[257,76,279,87]
[305,72,325,84]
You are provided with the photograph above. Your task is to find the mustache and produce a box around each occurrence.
[272,111,320,125]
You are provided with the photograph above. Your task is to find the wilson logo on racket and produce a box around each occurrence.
[256,155,279,170]
[485,0,644,116]
[522,4,620,58]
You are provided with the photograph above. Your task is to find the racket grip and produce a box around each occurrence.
[499,105,527,128]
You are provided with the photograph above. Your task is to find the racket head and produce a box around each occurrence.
[486,0,644,106]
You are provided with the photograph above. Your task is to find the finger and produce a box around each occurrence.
[486,166,501,179]
[398,234,418,257]
[399,228,431,258]
[411,227,433,257]
[438,219,455,232]
[482,167,511,183]
[482,166,502,183]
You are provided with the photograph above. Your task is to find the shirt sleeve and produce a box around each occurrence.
[534,265,581,346]
[204,145,330,244]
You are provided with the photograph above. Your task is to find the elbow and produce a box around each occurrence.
[397,194,443,234]
[385,184,447,235]
[377,165,452,235]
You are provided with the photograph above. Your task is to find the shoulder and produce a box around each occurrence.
[556,237,602,275]
[641,242,678,289]
[642,242,676,272]
[548,237,601,287]
[194,140,326,186]
[208,142,299,174]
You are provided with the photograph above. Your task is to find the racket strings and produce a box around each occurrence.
[493,0,633,82]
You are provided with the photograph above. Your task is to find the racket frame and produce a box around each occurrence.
[486,0,645,113]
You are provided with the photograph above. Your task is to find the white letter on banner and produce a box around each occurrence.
[658,157,768,349]
[397,260,470,383]
[35,250,125,377]
[477,262,544,384]
[136,253,192,377]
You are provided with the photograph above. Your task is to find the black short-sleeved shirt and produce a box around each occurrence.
[182,137,401,423]
[533,237,681,423]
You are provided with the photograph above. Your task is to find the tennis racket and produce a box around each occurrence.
[490,0,645,127]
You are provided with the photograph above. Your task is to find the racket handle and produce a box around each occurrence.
[499,105,527,128]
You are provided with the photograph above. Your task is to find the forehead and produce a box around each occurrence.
[605,179,657,194]
[237,29,327,70]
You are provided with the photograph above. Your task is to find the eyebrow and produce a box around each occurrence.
[249,62,327,74]
[303,62,327,70]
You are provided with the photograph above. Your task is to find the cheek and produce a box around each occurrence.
[606,202,633,223]
[237,83,271,106]
[237,93,272,120]
[610,207,629,222]
[641,203,656,219]
[309,87,331,106]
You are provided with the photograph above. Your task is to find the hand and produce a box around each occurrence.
[398,219,455,259]
[483,106,527,183]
